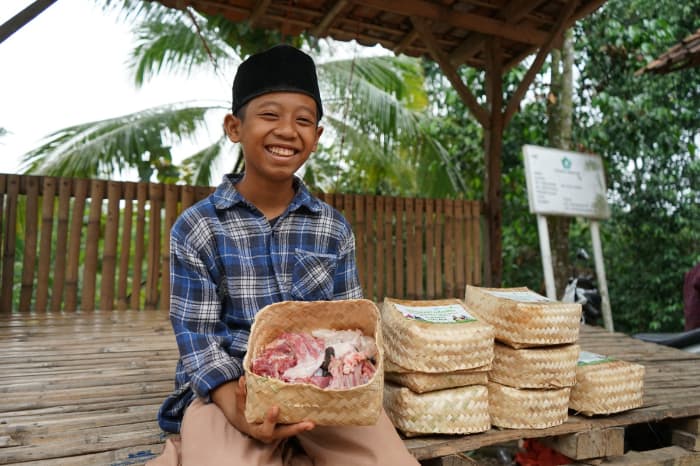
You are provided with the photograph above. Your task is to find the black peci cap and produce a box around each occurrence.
[231,44,323,119]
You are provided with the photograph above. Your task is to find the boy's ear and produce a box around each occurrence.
[224,114,242,143]
[312,125,324,152]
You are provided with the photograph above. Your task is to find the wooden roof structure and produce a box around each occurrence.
[1,0,608,286]
[154,0,604,72]
[637,28,700,75]
[152,0,607,286]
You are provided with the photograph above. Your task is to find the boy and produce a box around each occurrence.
[148,45,419,466]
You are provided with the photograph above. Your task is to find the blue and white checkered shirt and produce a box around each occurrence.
[157,174,362,433]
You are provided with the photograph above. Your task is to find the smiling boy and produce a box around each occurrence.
[147,45,419,466]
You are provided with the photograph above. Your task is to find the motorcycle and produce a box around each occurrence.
[561,249,700,354]
[561,249,603,326]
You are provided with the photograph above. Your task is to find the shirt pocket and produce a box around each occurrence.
[290,249,338,301]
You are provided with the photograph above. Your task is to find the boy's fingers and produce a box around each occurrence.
[250,406,279,443]
[265,406,280,424]
[273,421,315,439]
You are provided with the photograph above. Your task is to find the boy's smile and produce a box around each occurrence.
[225,92,323,186]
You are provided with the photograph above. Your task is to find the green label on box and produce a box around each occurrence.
[393,303,476,324]
[578,350,615,366]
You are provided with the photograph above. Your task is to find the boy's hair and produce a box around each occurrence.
[231,44,323,120]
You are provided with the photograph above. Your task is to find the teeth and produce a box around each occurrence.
[268,146,295,156]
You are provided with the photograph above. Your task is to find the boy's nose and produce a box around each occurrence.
[274,118,297,138]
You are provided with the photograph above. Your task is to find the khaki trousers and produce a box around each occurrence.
[147,399,420,466]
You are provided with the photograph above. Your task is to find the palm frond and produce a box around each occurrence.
[130,15,236,86]
[21,102,220,180]
[181,136,233,186]
[319,56,426,141]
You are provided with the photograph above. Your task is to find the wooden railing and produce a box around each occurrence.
[0,174,482,312]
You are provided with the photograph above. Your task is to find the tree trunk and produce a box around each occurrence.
[547,29,574,297]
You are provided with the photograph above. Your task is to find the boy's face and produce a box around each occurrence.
[225,92,323,184]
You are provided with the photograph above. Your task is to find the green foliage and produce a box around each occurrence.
[421,0,700,333]
[574,0,700,332]
[21,104,215,182]
[305,56,466,197]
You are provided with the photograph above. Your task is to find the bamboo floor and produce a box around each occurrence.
[0,309,699,465]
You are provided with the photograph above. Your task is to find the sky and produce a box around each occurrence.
[0,2,389,180]
[0,0,230,178]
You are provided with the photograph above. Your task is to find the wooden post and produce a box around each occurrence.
[484,38,504,287]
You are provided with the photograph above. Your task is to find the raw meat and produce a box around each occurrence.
[251,329,376,389]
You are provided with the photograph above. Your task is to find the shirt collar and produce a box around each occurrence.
[211,173,323,214]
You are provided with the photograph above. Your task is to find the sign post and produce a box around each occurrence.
[522,145,614,331]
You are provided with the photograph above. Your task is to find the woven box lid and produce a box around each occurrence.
[384,382,490,437]
[569,350,645,416]
[465,285,581,348]
[381,298,494,373]
[385,358,489,393]
[489,343,579,389]
[488,381,571,429]
[243,299,383,426]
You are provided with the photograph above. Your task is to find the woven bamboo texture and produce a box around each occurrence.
[465,285,581,348]
[243,299,383,425]
[488,381,571,429]
[381,298,494,373]
[489,343,579,389]
[384,383,490,437]
[569,359,645,416]
[384,358,488,393]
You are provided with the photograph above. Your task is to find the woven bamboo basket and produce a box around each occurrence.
[465,285,581,348]
[384,358,489,393]
[489,343,579,389]
[243,299,383,426]
[488,381,571,429]
[569,351,645,416]
[381,298,494,373]
[384,383,490,436]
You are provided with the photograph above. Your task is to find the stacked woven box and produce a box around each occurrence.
[465,285,581,429]
[569,350,645,416]
[381,298,494,437]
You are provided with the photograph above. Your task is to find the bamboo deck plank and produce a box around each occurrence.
[1,311,699,464]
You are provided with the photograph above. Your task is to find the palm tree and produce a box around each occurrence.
[21,2,466,197]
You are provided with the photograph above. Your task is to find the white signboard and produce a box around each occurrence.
[523,145,610,219]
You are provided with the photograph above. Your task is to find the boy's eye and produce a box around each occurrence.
[297,117,314,125]
[260,112,278,119]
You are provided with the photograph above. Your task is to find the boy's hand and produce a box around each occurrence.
[211,377,315,444]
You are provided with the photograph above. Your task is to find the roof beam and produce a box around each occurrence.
[0,0,57,45]
[355,0,548,46]
[249,0,271,27]
[311,0,348,36]
[411,17,489,128]
[394,30,419,55]
[449,0,546,67]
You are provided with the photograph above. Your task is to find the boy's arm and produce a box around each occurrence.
[170,231,244,401]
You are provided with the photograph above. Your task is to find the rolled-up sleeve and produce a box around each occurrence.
[169,227,244,401]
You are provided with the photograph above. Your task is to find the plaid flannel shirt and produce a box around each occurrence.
[157,174,362,433]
